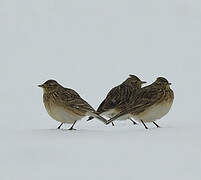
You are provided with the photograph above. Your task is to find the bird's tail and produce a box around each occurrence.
[107,106,136,124]
[107,113,122,124]
[87,116,94,121]
[88,112,108,125]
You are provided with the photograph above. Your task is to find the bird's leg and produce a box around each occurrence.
[141,120,148,129]
[129,118,137,125]
[68,121,77,130]
[57,123,64,129]
[153,122,160,128]
[112,122,115,126]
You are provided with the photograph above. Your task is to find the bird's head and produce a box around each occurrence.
[155,77,172,89]
[38,79,60,93]
[126,74,147,88]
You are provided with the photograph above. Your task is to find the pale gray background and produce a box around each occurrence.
[0,0,201,179]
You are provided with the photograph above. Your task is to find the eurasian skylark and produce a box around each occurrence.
[38,80,107,130]
[106,77,174,129]
[87,75,146,126]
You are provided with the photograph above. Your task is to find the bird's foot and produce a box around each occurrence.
[57,123,64,129]
[153,122,160,128]
[129,118,138,125]
[68,127,76,131]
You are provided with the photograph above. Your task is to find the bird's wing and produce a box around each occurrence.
[58,89,95,112]
[64,88,81,98]
[130,85,161,113]
[107,85,163,124]
[68,98,108,124]
[68,98,95,112]
[58,89,107,124]
[97,84,132,113]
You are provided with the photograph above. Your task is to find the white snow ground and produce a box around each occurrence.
[1,124,201,180]
[0,0,201,179]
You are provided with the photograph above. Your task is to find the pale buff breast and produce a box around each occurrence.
[133,100,173,123]
[44,102,83,124]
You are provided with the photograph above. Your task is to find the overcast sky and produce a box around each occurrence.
[0,0,201,129]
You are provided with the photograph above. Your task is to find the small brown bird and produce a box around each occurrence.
[106,77,174,129]
[87,75,146,126]
[38,80,107,130]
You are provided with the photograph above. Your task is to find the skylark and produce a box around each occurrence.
[87,75,146,126]
[106,77,174,129]
[38,80,107,130]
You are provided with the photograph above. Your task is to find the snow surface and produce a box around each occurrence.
[0,0,201,179]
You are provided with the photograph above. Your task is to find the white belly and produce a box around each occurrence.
[46,105,83,124]
[102,109,131,121]
[134,101,173,123]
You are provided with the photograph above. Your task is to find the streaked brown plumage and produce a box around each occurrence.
[106,77,174,129]
[38,80,107,130]
[88,75,146,126]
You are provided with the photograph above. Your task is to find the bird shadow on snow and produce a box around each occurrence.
[30,124,179,135]
[19,124,194,143]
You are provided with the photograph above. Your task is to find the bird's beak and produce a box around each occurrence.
[141,81,147,84]
[38,84,43,88]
